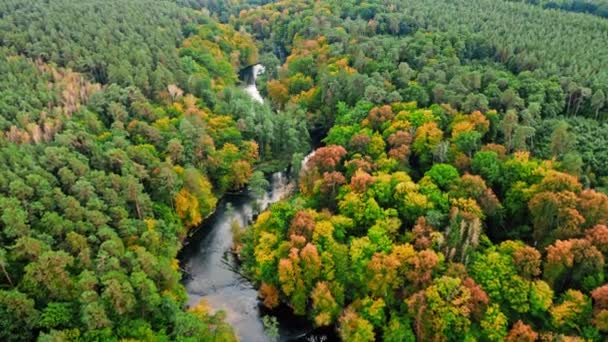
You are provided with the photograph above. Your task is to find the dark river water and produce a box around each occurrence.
[179,172,335,341]
[181,173,296,340]
[179,65,335,341]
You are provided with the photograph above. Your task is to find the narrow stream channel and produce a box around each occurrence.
[179,65,330,341]
[180,172,302,341]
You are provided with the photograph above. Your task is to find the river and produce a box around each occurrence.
[180,173,307,341]
[179,65,329,341]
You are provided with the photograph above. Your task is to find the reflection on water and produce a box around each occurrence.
[181,169,337,341]
[181,173,304,341]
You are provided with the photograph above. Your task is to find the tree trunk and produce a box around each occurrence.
[1,265,13,286]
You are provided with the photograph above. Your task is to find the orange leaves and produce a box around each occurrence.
[578,189,608,228]
[462,277,490,319]
[529,190,584,245]
[350,170,374,193]
[412,217,435,250]
[259,282,279,309]
[592,284,608,331]
[592,284,608,312]
[289,210,316,240]
[586,225,608,254]
[286,36,330,66]
[468,111,490,134]
[513,245,542,279]
[301,243,322,282]
[308,145,347,172]
[363,105,394,131]
[544,239,604,291]
[329,58,356,74]
[506,320,538,342]
[320,171,346,195]
[407,250,440,291]
[481,143,507,159]
[366,252,401,299]
[452,120,476,138]
[278,257,298,297]
[348,134,371,153]
[537,170,583,194]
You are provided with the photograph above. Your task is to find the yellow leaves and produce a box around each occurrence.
[144,218,156,232]
[391,243,417,265]
[383,119,412,137]
[450,197,485,219]
[451,120,476,138]
[311,281,339,326]
[243,141,259,162]
[183,94,205,117]
[220,143,240,156]
[267,79,290,107]
[189,299,211,318]
[327,57,356,75]
[394,180,419,196]
[170,258,180,272]
[391,101,419,113]
[313,220,335,244]
[256,211,271,227]
[152,116,174,130]
[550,290,589,329]
[175,188,202,228]
[513,150,531,162]
[162,289,180,302]
[231,160,253,190]
[413,122,444,155]
[278,258,296,296]
[315,312,332,327]
[207,115,235,133]
[530,280,553,313]
[173,165,184,175]
[291,86,320,107]
[255,231,279,265]
[97,131,111,140]
[171,102,184,114]
[406,192,430,210]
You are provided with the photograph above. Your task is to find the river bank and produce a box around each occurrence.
[179,63,334,341]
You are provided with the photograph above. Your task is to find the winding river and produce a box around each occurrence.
[180,65,327,341]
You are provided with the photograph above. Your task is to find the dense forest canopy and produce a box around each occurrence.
[0,1,309,340]
[505,0,608,18]
[0,0,607,341]
[238,0,608,187]
[235,0,608,340]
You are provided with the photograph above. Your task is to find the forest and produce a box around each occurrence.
[0,0,607,341]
